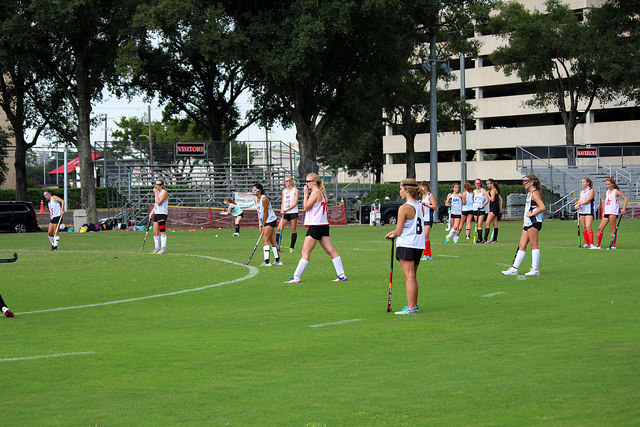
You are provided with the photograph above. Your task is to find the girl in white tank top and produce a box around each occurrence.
[574,177,595,248]
[594,178,628,249]
[285,174,346,283]
[385,178,425,315]
[277,177,300,251]
[253,183,281,266]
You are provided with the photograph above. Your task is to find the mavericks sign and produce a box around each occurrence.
[175,142,206,156]
[576,149,597,158]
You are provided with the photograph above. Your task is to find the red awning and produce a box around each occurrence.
[48,152,102,175]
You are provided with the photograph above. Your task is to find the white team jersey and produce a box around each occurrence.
[304,190,329,226]
[473,189,486,210]
[604,189,620,215]
[48,199,62,219]
[462,192,474,212]
[422,193,435,222]
[282,188,299,214]
[154,190,169,215]
[256,195,277,224]
[397,200,425,250]
[578,189,594,215]
[524,190,544,226]
[450,195,462,215]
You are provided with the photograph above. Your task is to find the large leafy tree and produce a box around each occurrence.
[26,0,140,222]
[0,129,9,186]
[589,0,640,102]
[128,0,254,164]
[490,0,608,166]
[229,0,433,179]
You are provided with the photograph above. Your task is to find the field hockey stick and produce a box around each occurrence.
[573,191,581,248]
[53,214,64,236]
[245,232,264,265]
[608,215,623,249]
[277,227,282,250]
[140,216,151,254]
[0,253,18,263]
[387,238,395,312]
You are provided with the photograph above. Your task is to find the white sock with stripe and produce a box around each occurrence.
[263,245,270,263]
[160,234,167,250]
[513,250,526,269]
[532,249,540,270]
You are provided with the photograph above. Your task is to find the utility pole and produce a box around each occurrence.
[460,52,467,186]
[148,105,154,168]
[429,33,439,204]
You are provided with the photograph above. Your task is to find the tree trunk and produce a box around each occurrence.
[13,131,28,201]
[405,134,416,179]
[565,122,576,167]
[296,124,320,180]
[76,80,98,223]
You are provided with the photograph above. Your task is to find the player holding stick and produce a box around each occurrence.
[150,179,169,254]
[276,176,299,252]
[253,183,282,266]
[592,178,628,250]
[574,177,595,248]
[385,178,424,315]
[43,191,64,251]
[220,198,244,236]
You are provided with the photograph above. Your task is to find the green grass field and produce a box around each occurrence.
[1,219,639,425]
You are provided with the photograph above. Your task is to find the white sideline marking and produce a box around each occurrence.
[352,248,375,252]
[16,254,258,316]
[0,351,95,362]
[482,291,505,298]
[309,318,362,328]
[436,254,459,258]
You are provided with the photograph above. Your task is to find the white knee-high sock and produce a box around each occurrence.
[293,259,309,279]
[532,249,540,270]
[263,245,270,263]
[271,245,279,261]
[447,228,457,239]
[331,256,345,278]
[54,236,60,247]
[49,236,55,245]
[160,234,167,250]
[513,250,526,269]
[154,235,160,250]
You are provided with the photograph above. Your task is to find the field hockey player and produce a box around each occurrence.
[385,178,424,315]
[253,183,282,266]
[419,181,436,260]
[575,177,596,248]
[276,176,299,252]
[444,183,463,244]
[593,178,628,250]
[221,197,244,236]
[43,190,64,251]
[150,179,169,254]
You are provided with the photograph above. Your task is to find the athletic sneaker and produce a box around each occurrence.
[453,237,459,244]
[333,275,348,282]
[425,256,433,261]
[466,236,470,239]
[420,255,428,261]
[395,306,418,315]
[260,262,271,267]
[52,246,58,251]
[414,304,420,312]
[524,268,540,276]
[152,249,160,254]
[444,238,450,244]
[3,308,14,318]
[284,277,300,284]
[607,246,616,250]
[289,247,294,253]
[501,266,518,275]
[232,232,240,236]
[273,261,283,265]
[590,245,602,250]
[157,249,166,255]
[583,244,591,248]
[51,245,55,251]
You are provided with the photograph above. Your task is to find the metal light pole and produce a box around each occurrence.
[429,33,439,204]
[460,52,467,186]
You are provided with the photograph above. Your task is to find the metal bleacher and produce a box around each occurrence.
[516,146,640,218]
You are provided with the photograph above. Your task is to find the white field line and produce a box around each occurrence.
[0,351,95,362]
[15,254,258,316]
[482,291,505,298]
[436,254,460,258]
[309,318,363,328]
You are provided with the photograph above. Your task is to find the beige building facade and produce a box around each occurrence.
[0,108,16,190]
[381,0,639,183]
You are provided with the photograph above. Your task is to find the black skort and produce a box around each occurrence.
[50,216,61,224]
[306,224,330,240]
[263,219,278,228]
[283,213,299,221]
[451,214,461,219]
[523,222,542,231]
[396,247,423,265]
[153,213,168,223]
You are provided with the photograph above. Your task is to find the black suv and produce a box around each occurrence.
[0,201,41,233]
[380,201,450,225]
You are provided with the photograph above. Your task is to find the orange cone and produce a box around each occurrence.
[39,200,45,213]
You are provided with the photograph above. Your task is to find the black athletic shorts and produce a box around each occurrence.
[523,222,542,231]
[263,219,278,228]
[153,214,168,223]
[50,216,61,224]
[451,214,461,219]
[283,213,299,221]
[489,207,500,216]
[306,224,330,240]
[424,221,433,227]
[578,213,593,217]
[475,210,486,217]
[236,212,244,218]
[603,214,618,219]
[396,246,423,265]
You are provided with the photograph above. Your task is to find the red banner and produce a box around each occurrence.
[576,149,597,158]
[176,143,206,156]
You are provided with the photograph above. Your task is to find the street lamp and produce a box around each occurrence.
[419,33,452,204]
